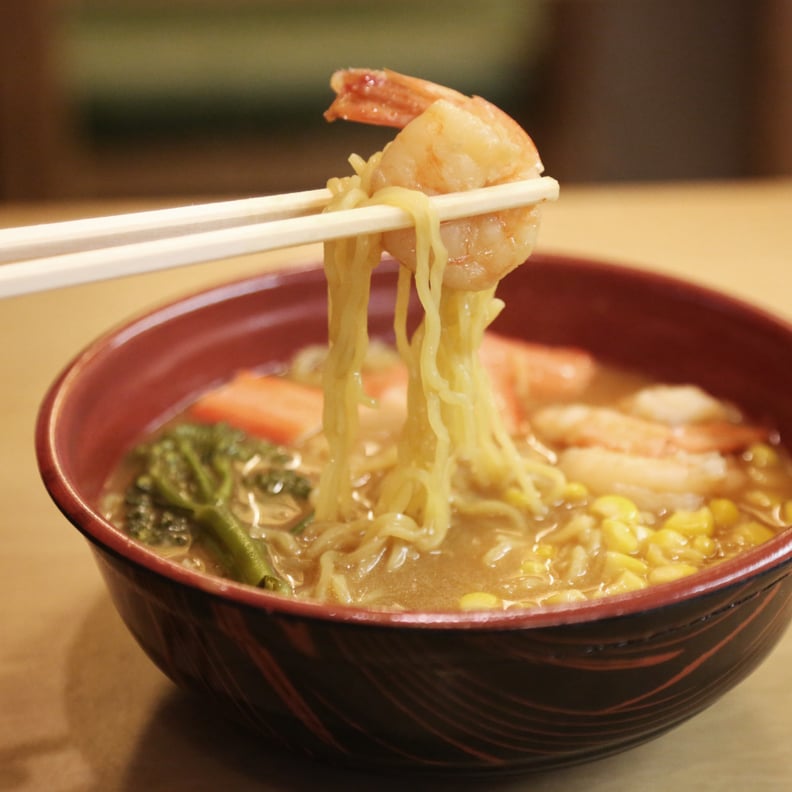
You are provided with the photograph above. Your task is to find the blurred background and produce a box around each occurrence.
[1,0,790,203]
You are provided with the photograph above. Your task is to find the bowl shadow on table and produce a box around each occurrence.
[59,594,777,792]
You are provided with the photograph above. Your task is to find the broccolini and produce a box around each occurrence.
[124,422,311,592]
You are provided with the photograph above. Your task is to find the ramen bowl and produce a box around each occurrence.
[36,255,792,774]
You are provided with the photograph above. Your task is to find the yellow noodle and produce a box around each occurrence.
[315,163,382,521]
[308,148,565,597]
[455,498,527,531]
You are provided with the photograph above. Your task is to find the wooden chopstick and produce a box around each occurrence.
[0,189,333,265]
[0,176,558,299]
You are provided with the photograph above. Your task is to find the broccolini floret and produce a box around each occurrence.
[123,421,310,592]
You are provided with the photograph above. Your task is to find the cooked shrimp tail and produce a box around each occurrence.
[325,68,464,128]
[532,403,769,457]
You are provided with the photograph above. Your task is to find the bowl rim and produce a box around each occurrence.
[36,253,792,631]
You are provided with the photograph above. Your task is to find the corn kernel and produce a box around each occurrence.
[744,489,779,510]
[505,487,534,510]
[692,534,717,555]
[679,548,706,567]
[732,521,775,547]
[748,442,779,468]
[548,513,596,543]
[647,527,689,552]
[532,543,556,559]
[566,544,591,579]
[543,589,587,605]
[662,507,715,537]
[709,498,740,527]
[520,559,549,577]
[562,481,589,502]
[645,543,671,567]
[601,518,640,554]
[602,570,648,596]
[590,495,640,523]
[604,550,649,577]
[648,563,699,584]
[459,592,502,610]
[639,511,659,528]
[748,466,771,485]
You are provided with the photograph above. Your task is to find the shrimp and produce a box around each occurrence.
[531,403,768,457]
[556,447,741,512]
[532,385,765,510]
[620,384,739,425]
[324,68,544,291]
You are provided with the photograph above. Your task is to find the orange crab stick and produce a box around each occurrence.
[479,332,595,401]
[190,335,595,445]
[190,371,324,445]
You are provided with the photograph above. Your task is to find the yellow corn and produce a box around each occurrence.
[648,563,699,584]
[744,489,779,510]
[692,534,717,556]
[601,518,640,554]
[505,487,535,511]
[533,543,556,559]
[604,550,649,577]
[562,481,589,502]
[543,589,587,605]
[747,466,771,486]
[679,548,706,567]
[459,592,502,610]
[748,442,779,468]
[782,500,792,525]
[600,570,648,596]
[645,543,671,568]
[590,495,640,523]
[521,559,549,577]
[662,507,715,537]
[647,527,689,552]
[709,498,740,527]
[732,521,775,547]
[566,544,591,579]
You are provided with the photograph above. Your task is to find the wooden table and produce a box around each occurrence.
[2,180,791,791]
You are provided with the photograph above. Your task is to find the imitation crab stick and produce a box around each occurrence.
[190,335,596,445]
[479,332,596,401]
[191,371,324,445]
[360,364,409,403]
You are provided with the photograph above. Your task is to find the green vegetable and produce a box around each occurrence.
[252,468,312,500]
[124,422,308,592]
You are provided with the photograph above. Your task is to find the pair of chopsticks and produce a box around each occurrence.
[0,176,558,299]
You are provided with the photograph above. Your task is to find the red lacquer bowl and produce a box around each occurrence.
[36,255,792,774]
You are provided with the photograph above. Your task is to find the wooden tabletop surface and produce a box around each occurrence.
[2,179,791,791]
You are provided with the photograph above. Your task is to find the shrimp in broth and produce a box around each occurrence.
[533,385,771,512]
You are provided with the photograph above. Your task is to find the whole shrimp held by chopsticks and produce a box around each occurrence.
[325,68,545,291]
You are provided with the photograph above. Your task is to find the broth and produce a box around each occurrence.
[103,343,792,611]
